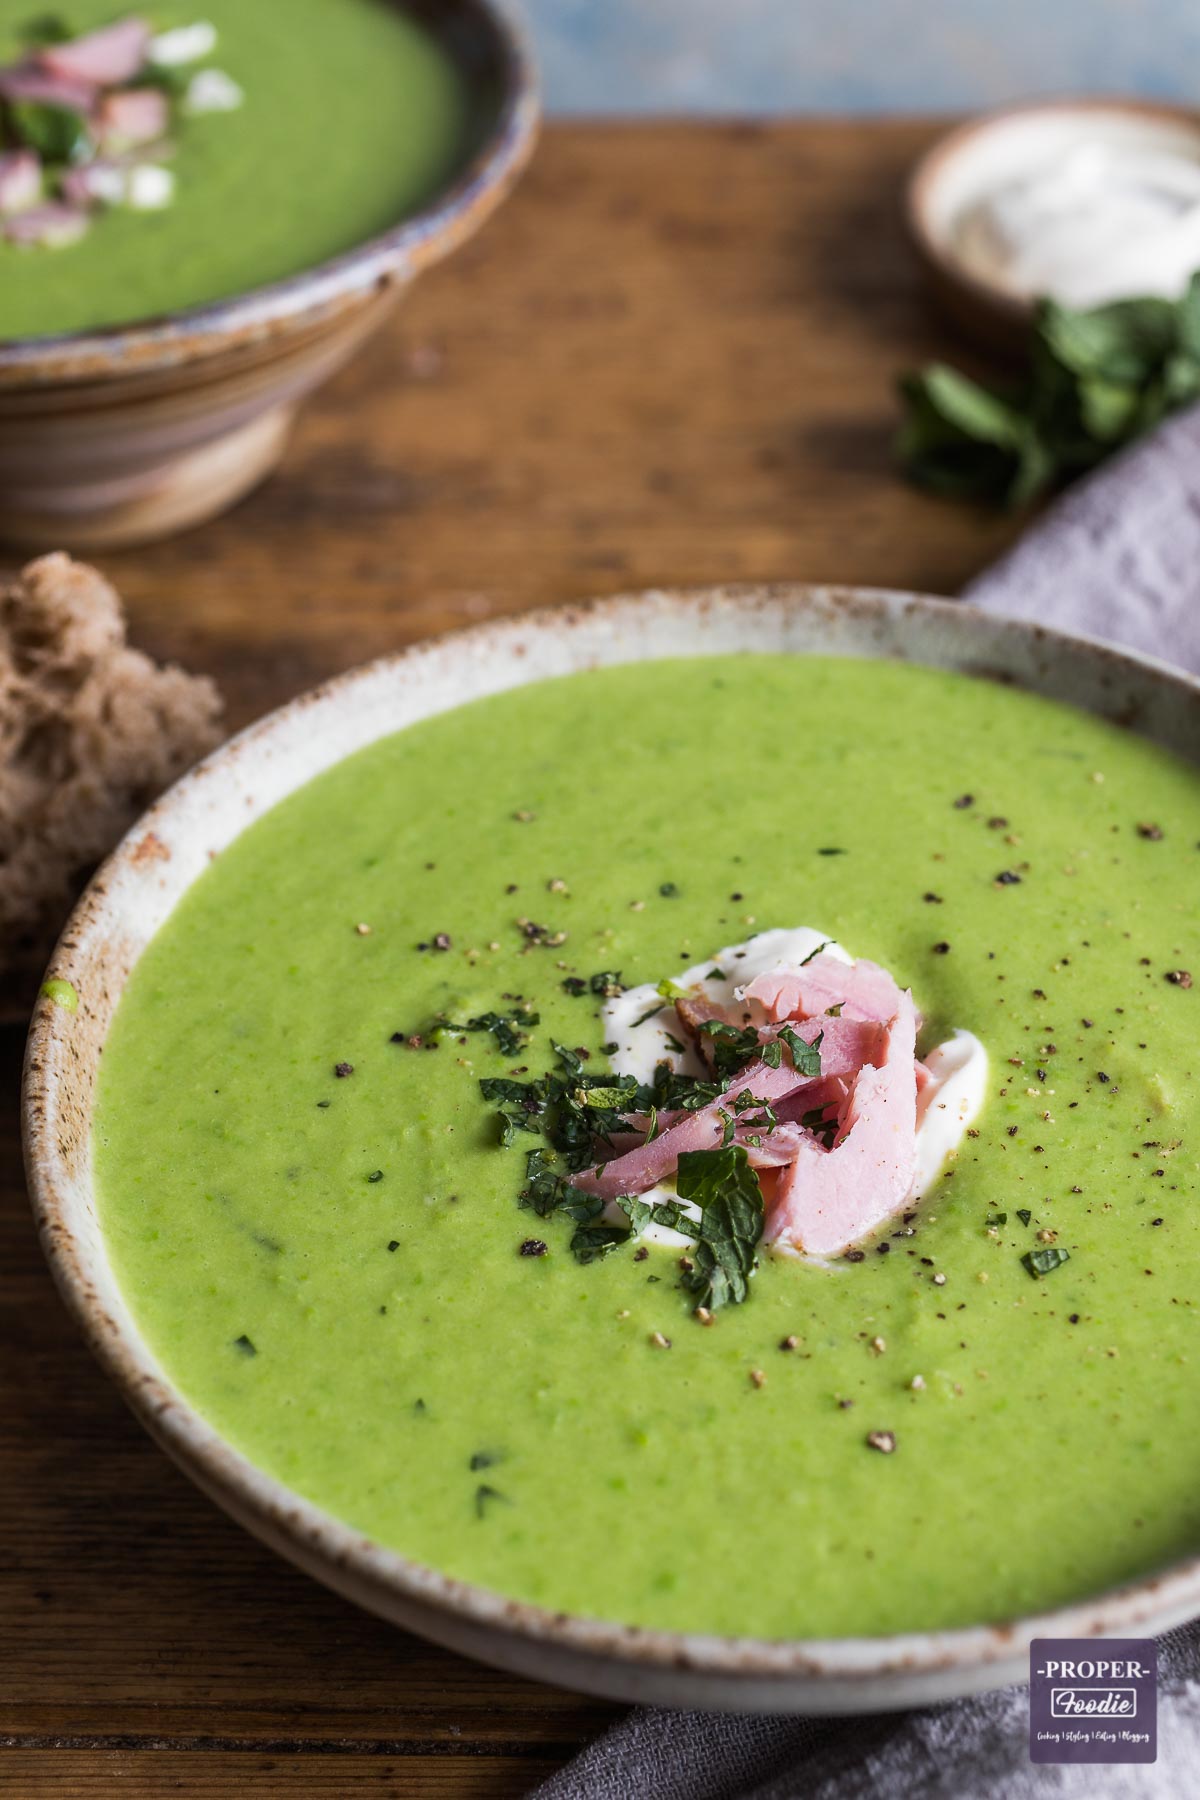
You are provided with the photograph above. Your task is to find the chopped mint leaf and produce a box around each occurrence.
[589,970,624,997]
[699,1019,760,1077]
[674,1144,764,1309]
[1021,1246,1071,1278]
[777,1025,822,1078]
[898,280,1200,508]
[9,99,91,163]
[1016,1207,1032,1227]
[429,1007,538,1057]
[19,13,72,45]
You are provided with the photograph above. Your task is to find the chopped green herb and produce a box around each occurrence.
[674,1144,764,1310]
[799,941,830,966]
[986,1211,1008,1227]
[475,1483,508,1518]
[429,1008,539,1057]
[589,970,625,997]
[1016,1207,1033,1227]
[561,976,588,996]
[778,1025,822,1078]
[656,977,689,1002]
[800,1106,838,1150]
[9,100,90,163]
[898,282,1200,508]
[19,13,72,44]
[659,881,679,897]
[632,1003,665,1027]
[699,1019,761,1077]
[1021,1246,1071,1277]
[469,1449,504,1471]
[233,1333,257,1356]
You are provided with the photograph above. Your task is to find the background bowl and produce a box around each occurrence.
[905,99,1200,356]
[23,586,1200,1713]
[0,0,539,551]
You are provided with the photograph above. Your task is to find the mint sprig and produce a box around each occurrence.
[897,277,1200,507]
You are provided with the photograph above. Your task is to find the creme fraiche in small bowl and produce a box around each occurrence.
[907,100,1200,352]
[0,1,538,546]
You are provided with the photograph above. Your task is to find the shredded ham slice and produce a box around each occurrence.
[3,200,89,246]
[40,16,151,87]
[763,993,919,1258]
[571,1057,818,1201]
[0,150,41,216]
[0,64,98,113]
[745,952,914,1026]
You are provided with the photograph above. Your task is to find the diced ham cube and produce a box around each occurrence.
[39,16,151,87]
[94,86,168,150]
[0,150,41,217]
[4,201,89,247]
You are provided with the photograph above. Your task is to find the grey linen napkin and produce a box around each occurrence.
[531,411,1200,1799]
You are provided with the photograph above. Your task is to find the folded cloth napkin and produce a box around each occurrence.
[532,414,1200,1800]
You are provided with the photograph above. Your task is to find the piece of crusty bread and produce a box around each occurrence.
[1,553,223,1015]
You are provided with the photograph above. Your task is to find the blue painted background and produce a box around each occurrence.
[521,0,1200,113]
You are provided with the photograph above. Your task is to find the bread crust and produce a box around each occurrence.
[1,553,223,1014]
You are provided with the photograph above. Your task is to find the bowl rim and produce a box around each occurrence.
[22,584,1200,1702]
[905,95,1200,331]
[0,0,539,381]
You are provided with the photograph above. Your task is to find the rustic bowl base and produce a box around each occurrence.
[0,402,295,552]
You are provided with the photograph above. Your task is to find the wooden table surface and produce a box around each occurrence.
[2,121,1022,1797]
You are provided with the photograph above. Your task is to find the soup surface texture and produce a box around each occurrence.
[93,656,1200,1639]
[0,0,470,338]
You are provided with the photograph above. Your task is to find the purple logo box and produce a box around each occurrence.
[1030,1639,1157,1763]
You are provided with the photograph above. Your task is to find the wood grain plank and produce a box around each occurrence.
[0,1751,549,1796]
[64,120,1015,730]
[1,121,1016,1793]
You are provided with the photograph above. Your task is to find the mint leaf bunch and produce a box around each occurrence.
[897,276,1200,507]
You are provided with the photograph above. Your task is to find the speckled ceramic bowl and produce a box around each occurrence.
[0,0,538,551]
[23,588,1200,1712]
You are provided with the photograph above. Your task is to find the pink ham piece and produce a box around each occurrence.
[0,64,97,114]
[0,150,41,216]
[746,953,913,1026]
[4,200,89,246]
[738,1122,812,1169]
[39,16,151,87]
[571,1057,817,1201]
[763,993,919,1258]
[94,86,168,149]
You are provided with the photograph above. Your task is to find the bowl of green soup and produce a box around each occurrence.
[0,0,537,548]
[23,588,1200,1711]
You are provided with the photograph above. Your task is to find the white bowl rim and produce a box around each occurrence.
[22,584,1200,1710]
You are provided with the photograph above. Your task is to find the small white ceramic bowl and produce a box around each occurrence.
[23,588,1200,1713]
[907,99,1200,353]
